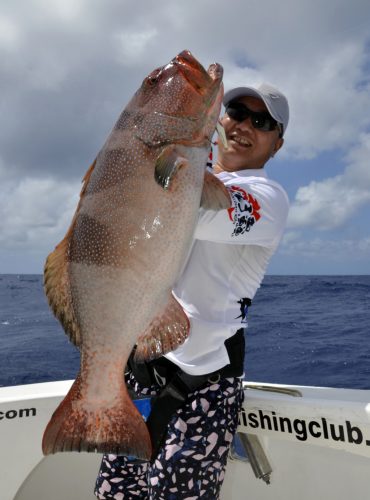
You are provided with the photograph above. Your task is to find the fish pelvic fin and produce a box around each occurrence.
[201,169,232,210]
[154,145,189,190]
[134,294,190,362]
[44,159,97,347]
[42,374,152,460]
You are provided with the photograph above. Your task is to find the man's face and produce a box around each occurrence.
[216,96,284,172]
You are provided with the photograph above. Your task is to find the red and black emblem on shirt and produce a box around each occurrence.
[227,185,261,236]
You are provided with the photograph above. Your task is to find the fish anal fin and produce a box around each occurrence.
[201,169,232,210]
[154,145,189,190]
[44,158,97,347]
[134,295,190,362]
[42,373,152,459]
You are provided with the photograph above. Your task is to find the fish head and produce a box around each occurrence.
[122,50,224,147]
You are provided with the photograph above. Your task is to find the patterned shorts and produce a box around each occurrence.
[94,373,244,500]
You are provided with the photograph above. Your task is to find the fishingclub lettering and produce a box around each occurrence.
[227,186,261,236]
[239,408,370,448]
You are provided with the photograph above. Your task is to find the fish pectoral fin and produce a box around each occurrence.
[134,295,190,362]
[201,169,232,210]
[154,145,189,190]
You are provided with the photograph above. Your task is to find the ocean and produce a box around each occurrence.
[1,274,370,389]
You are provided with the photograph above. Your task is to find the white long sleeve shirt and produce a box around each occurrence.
[165,168,289,375]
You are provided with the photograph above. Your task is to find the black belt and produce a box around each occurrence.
[127,328,245,388]
[127,328,246,460]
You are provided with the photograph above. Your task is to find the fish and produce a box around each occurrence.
[42,50,231,460]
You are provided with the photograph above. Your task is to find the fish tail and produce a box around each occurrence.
[42,374,152,460]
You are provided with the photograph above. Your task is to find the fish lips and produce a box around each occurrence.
[173,50,223,94]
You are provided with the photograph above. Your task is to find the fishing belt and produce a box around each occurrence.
[127,328,245,459]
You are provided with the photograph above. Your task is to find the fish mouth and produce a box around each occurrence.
[174,50,223,92]
[207,62,223,81]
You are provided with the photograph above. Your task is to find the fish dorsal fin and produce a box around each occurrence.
[44,159,97,347]
[201,169,232,210]
[134,294,190,362]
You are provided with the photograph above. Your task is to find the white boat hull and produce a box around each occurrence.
[1,380,370,499]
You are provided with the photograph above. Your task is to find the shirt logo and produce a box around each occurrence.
[227,185,261,236]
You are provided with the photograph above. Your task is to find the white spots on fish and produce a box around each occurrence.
[87,136,148,198]
[115,110,132,130]
[128,236,138,249]
[43,51,224,460]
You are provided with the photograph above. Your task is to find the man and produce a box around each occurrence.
[95,83,289,499]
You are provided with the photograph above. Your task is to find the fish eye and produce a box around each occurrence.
[148,76,158,85]
[146,68,161,85]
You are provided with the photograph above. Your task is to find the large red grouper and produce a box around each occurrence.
[42,50,230,460]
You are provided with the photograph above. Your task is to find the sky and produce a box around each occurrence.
[1,0,370,275]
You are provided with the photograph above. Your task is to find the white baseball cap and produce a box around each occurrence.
[223,83,289,136]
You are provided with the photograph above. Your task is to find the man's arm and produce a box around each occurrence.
[196,179,289,247]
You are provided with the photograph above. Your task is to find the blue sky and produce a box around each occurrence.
[1,0,370,275]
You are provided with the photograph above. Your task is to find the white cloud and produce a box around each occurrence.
[281,42,370,159]
[1,0,370,273]
[2,0,370,170]
[288,133,370,229]
[0,14,20,49]
[0,175,79,252]
[345,133,370,187]
[36,0,87,22]
[115,29,158,65]
[281,232,370,259]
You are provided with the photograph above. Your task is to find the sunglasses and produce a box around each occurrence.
[225,101,282,135]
